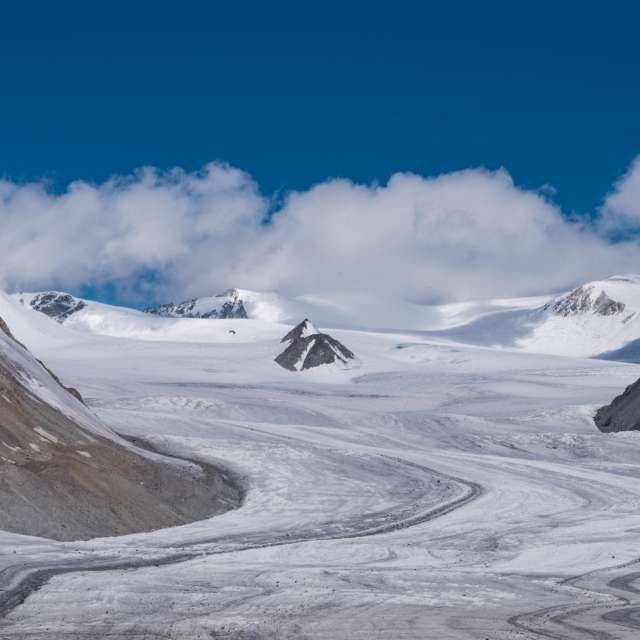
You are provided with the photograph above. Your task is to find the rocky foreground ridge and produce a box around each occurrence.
[0,317,242,540]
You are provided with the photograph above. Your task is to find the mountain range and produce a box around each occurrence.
[14,274,640,362]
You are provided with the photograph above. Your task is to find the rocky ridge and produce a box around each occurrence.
[544,285,626,317]
[0,315,242,540]
[145,288,248,319]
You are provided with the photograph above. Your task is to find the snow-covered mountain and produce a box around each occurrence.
[16,275,640,361]
[17,288,347,331]
[543,283,627,317]
[431,275,640,360]
[145,288,248,319]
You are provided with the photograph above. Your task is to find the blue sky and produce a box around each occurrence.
[1,1,638,214]
[1,1,639,307]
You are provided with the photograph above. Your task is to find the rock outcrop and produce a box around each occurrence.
[594,377,640,433]
[545,285,625,317]
[275,319,354,371]
[27,291,87,322]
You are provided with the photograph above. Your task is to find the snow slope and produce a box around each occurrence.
[430,275,640,359]
[0,292,77,350]
[17,288,484,332]
[1,295,640,637]
[16,274,640,360]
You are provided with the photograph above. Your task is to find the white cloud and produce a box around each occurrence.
[1,159,640,306]
[225,166,640,304]
[0,163,266,299]
[600,156,640,234]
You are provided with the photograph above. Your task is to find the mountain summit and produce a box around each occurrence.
[145,288,248,319]
[543,283,626,317]
[280,318,319,343]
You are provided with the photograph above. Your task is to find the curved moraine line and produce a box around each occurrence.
[0,449,481,625]
[508,563,640,639]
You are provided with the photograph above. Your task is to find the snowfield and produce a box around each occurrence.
[3,288,640,638]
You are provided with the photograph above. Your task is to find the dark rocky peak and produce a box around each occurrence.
[275,320,354,371]
[280,318,318,344]
[544,285,625,317]
[28,291,86,323]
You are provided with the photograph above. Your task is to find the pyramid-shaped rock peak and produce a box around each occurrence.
[275,320,354,371]
[280,318,319,344]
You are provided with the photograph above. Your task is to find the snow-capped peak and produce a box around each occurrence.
[280,318,319,344]
[541,275,640,319]
[544,284,626,317]
[300,319,319,337]
[216,288,241,299]
[145,289,248,319]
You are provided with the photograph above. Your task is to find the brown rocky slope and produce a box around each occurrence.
[0,317,242,541]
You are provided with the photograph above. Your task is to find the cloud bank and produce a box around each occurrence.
[1,158,640,306]
[600,156,640,234]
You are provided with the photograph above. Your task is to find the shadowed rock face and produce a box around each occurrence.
[0,316,242,540]
[595,377,640,433]
[275,320,354,371]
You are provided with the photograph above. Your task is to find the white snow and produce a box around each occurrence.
[299,318,318,338]
[2,282,640,637]
[33,427,59,443]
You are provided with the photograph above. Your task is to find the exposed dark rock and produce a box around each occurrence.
[594,377,640,433]
[275,320,355,371]
[545,285,625,317]
[145,288,248,319]
[280,319,317,344]
[28,292,87,322]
